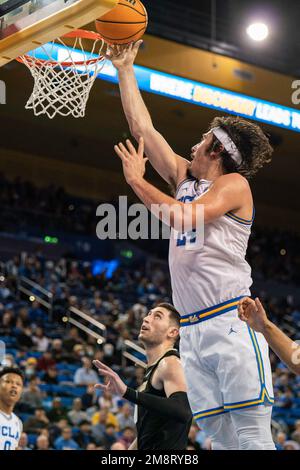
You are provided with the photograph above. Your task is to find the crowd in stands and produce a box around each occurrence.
[0,174,299,450]
[0,253,299,450]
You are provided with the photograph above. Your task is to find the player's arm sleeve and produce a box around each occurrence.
[123,388,192,423]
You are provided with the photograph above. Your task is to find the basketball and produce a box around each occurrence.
[95,0,148,45]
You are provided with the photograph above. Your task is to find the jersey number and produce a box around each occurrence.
[176,230,197,247]
[4,441,12,450]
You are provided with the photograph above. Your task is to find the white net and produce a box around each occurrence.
[19,32,105,119]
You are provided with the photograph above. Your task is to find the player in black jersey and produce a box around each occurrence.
[93,303,192,450]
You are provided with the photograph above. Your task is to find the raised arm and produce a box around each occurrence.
[105,42,188,186]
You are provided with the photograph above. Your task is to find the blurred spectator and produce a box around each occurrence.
[100,424,117,450]
[283,440,300,450]
[118,427,135,450]
[98,390,119,414]
[16,326,34,350]
[67,398,88,426]
[51,339,69,363]
[36,435,51,450]
[291,420,300,445]
[32,327,49,352]
[86,442,97,450]
[24,408,49,434]
[0,310,15,335]
[91,409,110,444]
[28,301,47,326]
[116,403,135,431]
[54,427,80,450]
[37,351,56,371]
[42,366,59,385]
[92,406,119,430]
[20,375,43,410]
[74,420,93,449]
[48,418,69,443]
[74,357,98,386]
[276,431,287,450]
[47,397,68,422]
[23,357,38,380]
[81,384,98,410]
[277,387,294,409]
[110,442,127,450]
[17,432,31,450]
[63,327,84,353]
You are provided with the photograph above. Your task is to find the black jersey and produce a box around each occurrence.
[136,349,192,450]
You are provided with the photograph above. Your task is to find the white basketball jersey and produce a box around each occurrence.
[0,410,22,450]
[169,178,253,315]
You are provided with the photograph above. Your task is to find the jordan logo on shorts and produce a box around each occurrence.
[228,326,237,335]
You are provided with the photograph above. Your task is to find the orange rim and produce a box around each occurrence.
[16,29,105,67]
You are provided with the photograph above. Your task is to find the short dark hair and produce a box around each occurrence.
[207,116,273,179]
[156,303,181,329]
[0,367,24,383]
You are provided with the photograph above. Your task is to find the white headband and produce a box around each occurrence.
[211,127,242,166]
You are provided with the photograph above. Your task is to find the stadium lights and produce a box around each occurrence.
[247,22,269,41]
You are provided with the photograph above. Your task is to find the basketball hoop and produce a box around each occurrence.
[17,30,105,119]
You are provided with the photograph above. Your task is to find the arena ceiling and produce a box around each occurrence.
[143,0,300,77]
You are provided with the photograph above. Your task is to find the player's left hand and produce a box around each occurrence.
[93,359,127,396]
[114,137,148,186]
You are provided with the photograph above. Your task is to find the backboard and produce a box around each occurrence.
[0,0,117,66]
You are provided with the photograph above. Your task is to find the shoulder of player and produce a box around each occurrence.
[156,355,182,378]
[213,173,250,192]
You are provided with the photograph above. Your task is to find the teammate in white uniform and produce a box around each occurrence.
[107,41,275,449]
[0,368,24,450]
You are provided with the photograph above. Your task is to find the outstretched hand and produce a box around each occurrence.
[93,360,127,396]
[114,137,148,186]
[104,40,143,70]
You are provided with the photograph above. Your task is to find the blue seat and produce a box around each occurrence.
[0,336,17,347]
[19,413,31,423]
[51,385,70,395]
[6,348,18,357]
[39,384,53,393]
[24,351,43,359]
[57,374,72,383]
[68,387,86,397]
[42,398,52,409]
[56,363,70,371]
[28,434,37,446]
[60,397,73,408]
[291,409,300,418]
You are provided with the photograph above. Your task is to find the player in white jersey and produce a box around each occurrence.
[0,368,24,450]
[107,42,275,449]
